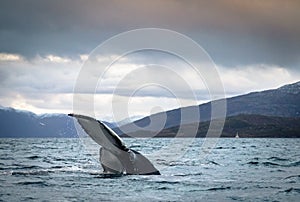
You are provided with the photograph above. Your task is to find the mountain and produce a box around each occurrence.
[118,81,300,135]
[0,81,299,138]
[123,114,300,138]
[103,115,145,129]
[0,107,77,138]
[116,115,145,127]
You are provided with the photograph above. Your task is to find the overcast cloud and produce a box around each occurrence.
[0,0,300,121]
[1,0,300,67]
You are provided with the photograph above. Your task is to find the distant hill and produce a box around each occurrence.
[118,81,300,135]
[0,107,77,138]
[0,81,299,138]
[123,114,300,138]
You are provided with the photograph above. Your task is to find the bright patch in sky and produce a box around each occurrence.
[45,55,71,63]
[0,52,299,121]
[0,53,23,62]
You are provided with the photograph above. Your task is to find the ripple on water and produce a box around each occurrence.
[0,138,299,201]
[15,180,49,186]
[206,186,231,191]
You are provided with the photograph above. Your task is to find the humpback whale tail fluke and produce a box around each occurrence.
[69,114,160,175]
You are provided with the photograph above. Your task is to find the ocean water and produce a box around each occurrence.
[0,138,299,201]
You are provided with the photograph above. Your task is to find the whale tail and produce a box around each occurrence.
[69,114,160,175]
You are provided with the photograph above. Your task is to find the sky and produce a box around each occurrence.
[0,0,300,122]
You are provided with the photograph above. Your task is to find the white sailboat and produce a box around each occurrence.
[235,132,239,138]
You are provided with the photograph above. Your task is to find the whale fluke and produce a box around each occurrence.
[69,114,160,175]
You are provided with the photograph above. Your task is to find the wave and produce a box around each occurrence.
[262,162,281,166]
[215,146,236,150]
[157,186,170,190]
[206,186,231,191]
[285,175,300,180]
[53,157,65,161]
[288,161,300,167]
[2,165,100,176]
[279,187,300,194]
[11,165,44,170]
[246,161,259,165]
[12,170,52,176]
[16,180,48,186]
[246,160,300,167]
[93,173,124,178]
[267,157,289,161]
[0,157,14,160]
[208,160,220,166]
[155,180,181,185]
[173,172,203,177]
[26,155,40,160]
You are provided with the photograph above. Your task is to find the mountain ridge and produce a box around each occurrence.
[122,114,300,138]
[0,107,77,138]
[0,81,299,138]
[117,81,300,135]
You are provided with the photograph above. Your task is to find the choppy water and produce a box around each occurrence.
[0,138,299,201]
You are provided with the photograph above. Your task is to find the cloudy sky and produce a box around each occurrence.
[0,0,300,121]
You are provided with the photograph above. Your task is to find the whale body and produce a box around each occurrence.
[69,114,160,175]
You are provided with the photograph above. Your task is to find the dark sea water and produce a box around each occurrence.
[0,138,299,201]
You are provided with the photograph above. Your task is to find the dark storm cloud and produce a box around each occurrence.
[0,0,300,68]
